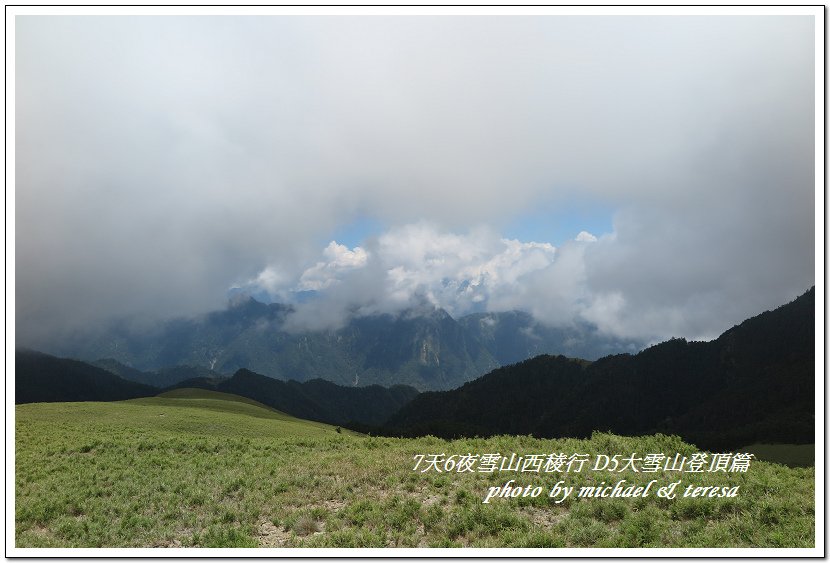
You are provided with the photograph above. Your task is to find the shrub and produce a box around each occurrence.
[293,516,320,536]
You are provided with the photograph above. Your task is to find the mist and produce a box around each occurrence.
[15,14,815,347]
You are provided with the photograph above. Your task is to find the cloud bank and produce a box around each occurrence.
[14,14,816,347]
[240,223,561,332]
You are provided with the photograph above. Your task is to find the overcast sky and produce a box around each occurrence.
[15,14,816,347]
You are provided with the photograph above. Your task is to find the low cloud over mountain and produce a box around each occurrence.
[15,15,814,348]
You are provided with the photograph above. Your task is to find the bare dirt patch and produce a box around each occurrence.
[418,492,443,507]
[256,519,293,547]
[521,506,567,528]
[150,527,192,548]
[321,499,346,511]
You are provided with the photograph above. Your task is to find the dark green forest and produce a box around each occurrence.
[15,350,417,428]
[382,288,815,451]
[16,288,815,452]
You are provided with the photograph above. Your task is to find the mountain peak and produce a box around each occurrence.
[55,300,645,391]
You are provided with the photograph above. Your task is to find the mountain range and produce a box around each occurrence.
[168,369,419,427]
[16,287,815,450]
[15,349,418,428]
[50,299,643,391]
[383,287,815,450]
[15,349,158,404]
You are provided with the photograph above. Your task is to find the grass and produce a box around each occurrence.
[15,392,815,548]
[156,388,285,409]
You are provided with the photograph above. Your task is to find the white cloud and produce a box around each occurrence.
[252,266,290,294]
[14,15,815,348]
[249,223,561,328]
[297,242,368,291]
[252,211,814,344]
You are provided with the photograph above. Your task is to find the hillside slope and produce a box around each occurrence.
[15,399,815,548]
[15,349,158,404]
[14,349,419,428]
[386,288,815,450]
[93,359,225,388]
[169,369,420,427]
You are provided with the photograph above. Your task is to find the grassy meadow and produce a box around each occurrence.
[15,390,815,548]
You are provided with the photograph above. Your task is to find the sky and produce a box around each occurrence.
[14,13,817,347]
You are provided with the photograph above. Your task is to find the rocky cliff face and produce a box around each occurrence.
[56,298,643,391]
